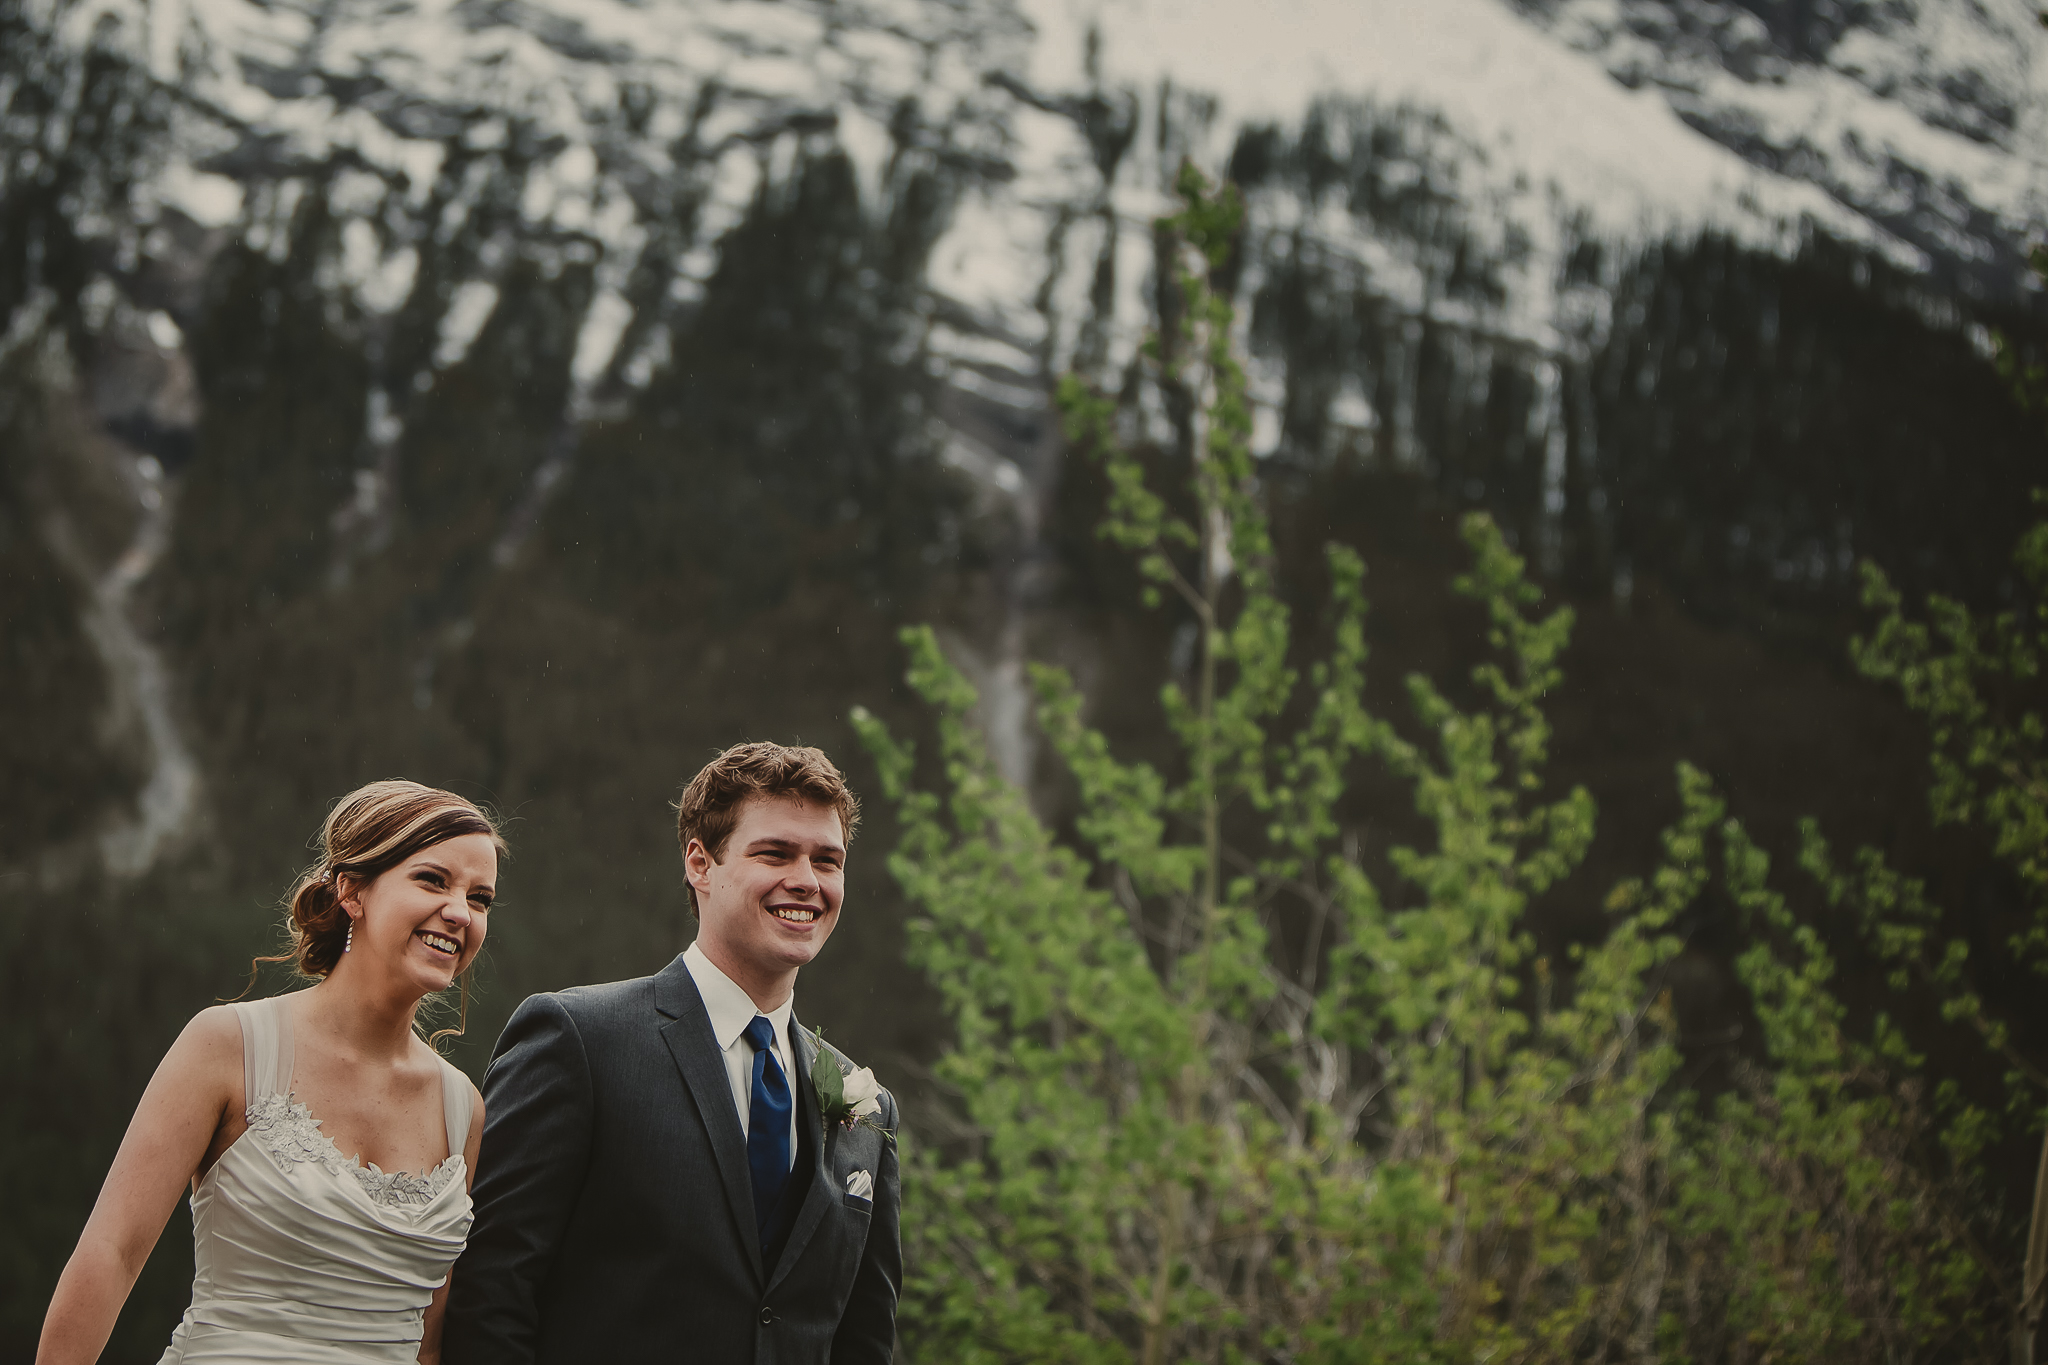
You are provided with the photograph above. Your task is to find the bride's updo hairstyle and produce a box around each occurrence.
[279,779,506,980]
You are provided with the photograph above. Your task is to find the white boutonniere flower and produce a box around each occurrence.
[809,1031,885,1134]
[841,1065,883,1120]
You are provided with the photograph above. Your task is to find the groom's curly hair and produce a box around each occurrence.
[674,742,861,915]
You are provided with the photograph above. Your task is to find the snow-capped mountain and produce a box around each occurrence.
[7,0,2045,879]
[27,0,2023,552]
[81,0,2048,400]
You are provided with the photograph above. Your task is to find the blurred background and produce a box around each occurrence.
[5,0,2047,1356]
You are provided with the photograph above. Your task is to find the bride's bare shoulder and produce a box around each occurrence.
[123,1005,245,1143]
[164,1004,245,1078]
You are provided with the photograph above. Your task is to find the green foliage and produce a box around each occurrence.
[1677,806,1985,1361]
[859,166,2000,1362]
[1851,533,2048,978]
[1787,353,2048,1356]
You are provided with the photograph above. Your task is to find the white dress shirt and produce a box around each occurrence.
[682,941,797,1170]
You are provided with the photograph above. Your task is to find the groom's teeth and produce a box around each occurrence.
[771,907,817,923]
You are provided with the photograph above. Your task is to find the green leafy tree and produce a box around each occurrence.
[1794,373,2048,1360]
[857,166,1998,1362]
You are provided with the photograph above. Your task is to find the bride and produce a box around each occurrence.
[36,779,503,1364]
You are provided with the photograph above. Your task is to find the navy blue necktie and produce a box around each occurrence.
[743,1015,793,1248]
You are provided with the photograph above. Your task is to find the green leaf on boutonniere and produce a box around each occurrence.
[811,1031,846,1116]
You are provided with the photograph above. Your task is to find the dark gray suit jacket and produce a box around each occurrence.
[442,953,901,1364]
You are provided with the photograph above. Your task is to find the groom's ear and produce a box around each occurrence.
[682,835,732,921]
[683,837,715,891]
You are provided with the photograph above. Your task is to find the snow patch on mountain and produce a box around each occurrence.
[934,0,2015,413]
[1022,0,1876,244]
[1524,0,2048,297]
[103,0,1025,287]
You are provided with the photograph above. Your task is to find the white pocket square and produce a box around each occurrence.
[845,1169,874,1200]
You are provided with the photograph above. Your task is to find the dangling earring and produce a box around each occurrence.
[344,918,354,954]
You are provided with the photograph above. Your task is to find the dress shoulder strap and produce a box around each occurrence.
[226,994,295,1103]
[438,1057,474,1161]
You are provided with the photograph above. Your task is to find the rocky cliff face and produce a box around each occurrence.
[3,1,2045,1354]
[13,0,2042,876]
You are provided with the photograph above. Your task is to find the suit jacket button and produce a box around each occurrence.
[759,1305,776,1326]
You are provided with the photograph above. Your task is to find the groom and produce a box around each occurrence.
[443,742,901,1363]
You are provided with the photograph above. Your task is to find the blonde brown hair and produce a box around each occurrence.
[253,780,505,1041]
[674,742,859,915]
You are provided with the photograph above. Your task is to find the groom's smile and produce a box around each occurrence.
[687,793,847,1008]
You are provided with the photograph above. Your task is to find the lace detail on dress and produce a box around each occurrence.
[244,1092,461,1209]
[244,1093,350,1176]
[350,1157,459,1207]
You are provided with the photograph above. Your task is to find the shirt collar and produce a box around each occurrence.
[683,940,794,1051]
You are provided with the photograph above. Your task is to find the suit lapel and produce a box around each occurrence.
[653,955,764,1281]
[767,1014,836,1291]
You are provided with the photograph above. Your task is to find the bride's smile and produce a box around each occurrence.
[334,836,498,995]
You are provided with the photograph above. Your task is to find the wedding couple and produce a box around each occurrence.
[36,742,901,1364]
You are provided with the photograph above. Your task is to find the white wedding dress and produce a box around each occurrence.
[158,994,475,1363]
